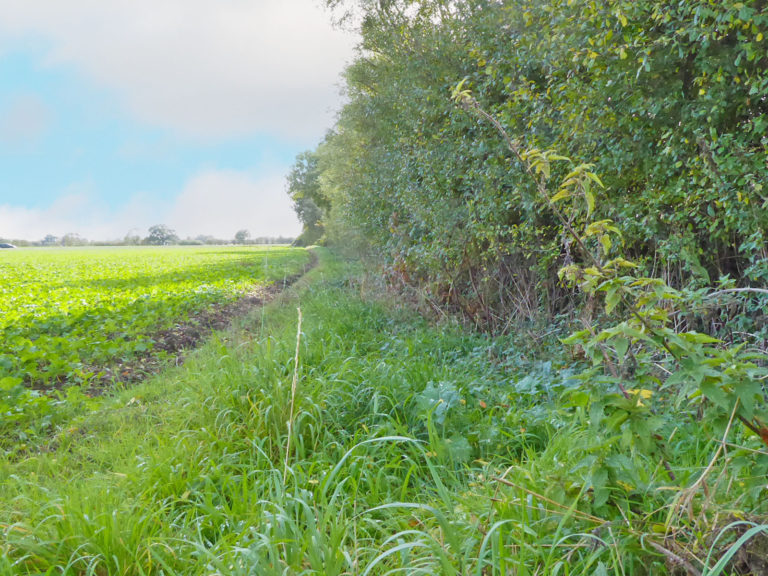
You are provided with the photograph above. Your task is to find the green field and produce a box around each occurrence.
[0,246,310,445]
[1,249,766,574]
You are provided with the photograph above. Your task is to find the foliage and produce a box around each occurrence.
[292,0,768,330]
[144,224,179,246]
[2,250,766,573]
[451,80,768,442]
[234,229,251,244]
[287,2,768,567]
[287,151,329,246]
[60,233,88,247]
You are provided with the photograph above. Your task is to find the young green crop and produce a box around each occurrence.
[0,245,309,441]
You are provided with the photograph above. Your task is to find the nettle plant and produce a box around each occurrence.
[453,80,768,450]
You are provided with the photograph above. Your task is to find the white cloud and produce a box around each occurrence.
[0,188,164,241]
[0,0,355,142]
[167,169,301,238]
[0,170,301,241]
[0,93,49,146]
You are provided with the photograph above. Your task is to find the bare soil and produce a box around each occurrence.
[87,251,317,392]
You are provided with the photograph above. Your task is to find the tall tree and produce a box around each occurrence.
[287,150,328,245]
[234,229,251,244]
[145,225,178,246]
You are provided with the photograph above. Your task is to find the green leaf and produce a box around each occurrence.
[0,377,24,391]
[600,234,612,256]
[677,332,721,345]
[591,466,610,508]
[551,189,572,203]
[605,287,621,314]
[613,337,629,360]
[699,380,731,412]
[585,171,605,188]
[585,183,595,215]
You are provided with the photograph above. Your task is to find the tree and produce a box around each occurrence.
[61,233,87,246]
[195,235,218,245]
[287,150,328,245]
[144,225,178,246]
[307,0,768,324]
[234,229,251,244]
[123,229,142,245]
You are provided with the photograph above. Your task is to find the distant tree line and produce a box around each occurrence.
[1,226,294,248]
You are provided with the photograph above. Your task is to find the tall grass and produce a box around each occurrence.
[1,249,765,574]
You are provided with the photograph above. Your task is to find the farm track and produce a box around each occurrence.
[87,249,318,394]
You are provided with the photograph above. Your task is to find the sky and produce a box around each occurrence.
[0,0,356,241]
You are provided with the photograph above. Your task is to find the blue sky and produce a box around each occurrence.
[0,1,354,240]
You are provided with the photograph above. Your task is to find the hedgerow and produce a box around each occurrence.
[291,0,768,327]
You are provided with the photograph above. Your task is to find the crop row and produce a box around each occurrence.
[0,246,308,431]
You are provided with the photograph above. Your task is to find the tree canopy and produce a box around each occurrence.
[234,229,251,244]
[287,150,329,246]
[293,0,768,326]
[144,225,179,246]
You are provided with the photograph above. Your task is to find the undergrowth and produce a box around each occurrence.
[1,248,766,574]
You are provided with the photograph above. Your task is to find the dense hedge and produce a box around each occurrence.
[290,0,768,328]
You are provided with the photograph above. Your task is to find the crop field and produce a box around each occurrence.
[0,245,310,441]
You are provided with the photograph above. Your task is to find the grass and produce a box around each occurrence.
[1,248,766,574]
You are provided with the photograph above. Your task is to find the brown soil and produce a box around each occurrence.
[86,250,317,393]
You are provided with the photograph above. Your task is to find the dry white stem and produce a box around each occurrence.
[283,307,303,483]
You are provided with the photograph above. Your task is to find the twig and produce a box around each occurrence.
[706,287,768,298]
[493,476,606,524]
[723,441,768,456]
[644,539,702,576]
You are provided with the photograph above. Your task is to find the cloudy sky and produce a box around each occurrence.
[0,1,355,241]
